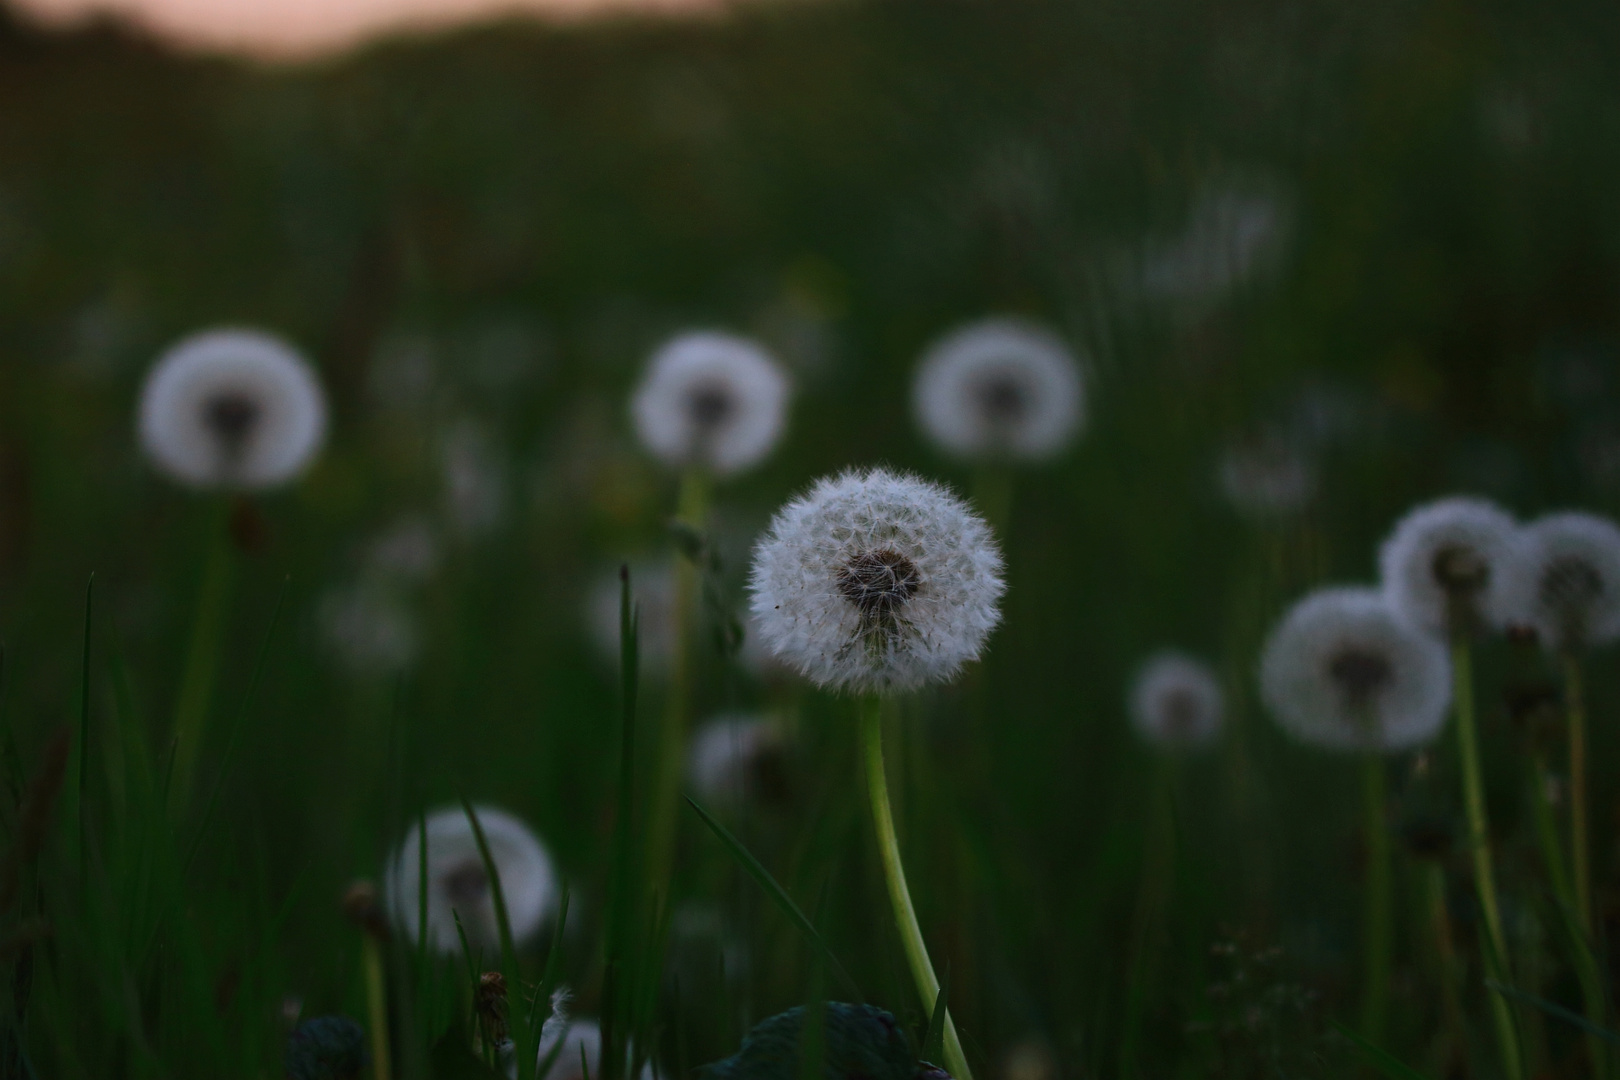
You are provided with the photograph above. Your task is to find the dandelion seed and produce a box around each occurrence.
[1129,652,1224,750]
[686,714,792,806]
[138,328,327,490]
[911,318,1084,461]
[383,805,557,955]
[1260,587,1452,752]
[1507,511,1620,651]
[630,331,790,476]
[749,468,1004,693]
[1378,496,1519,637]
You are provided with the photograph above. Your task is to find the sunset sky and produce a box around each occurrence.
[8,0,727,57]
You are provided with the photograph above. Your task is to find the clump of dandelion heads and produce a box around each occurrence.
[1379,496,1520,637]
[1128,651,1225,750]
[748,468,1005,693]
[1260,587,1452,752]
[911,318,1085,461]
[1507,511,1620,651]
[686,714,792,806]
[138,328,327,490]
[383,805,557,954]
[630,331,791,476]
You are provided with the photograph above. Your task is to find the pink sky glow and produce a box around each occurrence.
[7,0,728,58]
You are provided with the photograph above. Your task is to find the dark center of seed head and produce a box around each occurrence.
[1159,688,1203,737]
[1433,544,1489,596]
[686,382,735,431]
[441,859,489,910]
[203,392,261,453]
[1327,646,1393,711]
[975,373,1028,425]
[1541,555,1604,615]
[836,548,922,624]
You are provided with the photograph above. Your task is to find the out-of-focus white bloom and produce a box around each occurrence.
[318,585,419,675]
[1260,587,1452,753]
[441,420,507,537]
[630,331,790,476]
[138,328,326,490]
[1506,512,1620,651]
[1378,497,1519,637]
[1138,182,1291,305]
[384,805,557,955]
[749,468,1004,693]
[686,715,791,804]
[911,318,1085,461]
[365,515,440,583]
[1128,652,1224,750]
[532,1020,654,1080]
[587,563,677,676]
[1216,434,1316,517]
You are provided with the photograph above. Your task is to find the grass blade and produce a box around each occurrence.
[923,964,951,1065]
[686,795,863,1002]
[1487,981,1620,1047]
[460,798,527,1077]
[1332,1022,1435,1080]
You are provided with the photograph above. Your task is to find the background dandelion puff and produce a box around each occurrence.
[1378,496,1520,636]
[1507,511,1620,650]
[630,330,790,476]
[1128,651,1224,749]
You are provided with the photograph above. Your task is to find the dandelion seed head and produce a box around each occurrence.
[1259,587,1452,752]
[912,318,1084,461]
[1507,511,1620,650]
[748,468,1004,693]
[630,331,790,476]
[138,328,327,490]
[1129,652,1224,750]
[1379,496,1519,636]
[383,805,557,955]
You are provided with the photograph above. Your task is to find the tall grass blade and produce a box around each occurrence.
[1331,1023,1435,1080]
[460,798,528,1079]
[685,795,863,1002]
[922,965,951,1066]
[1487,981,1620,1047]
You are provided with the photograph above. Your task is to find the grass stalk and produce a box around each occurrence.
[1360,754,1393,1050]
[859,695,973,1080]
[647,467,709,891]
[1423,864,1469,1075]
[1451,637,1523,1080]
[362,934,393,1080]
[168,509,235,815]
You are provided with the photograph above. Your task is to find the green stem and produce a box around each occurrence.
[169,510,236,816]
[1452,638,1523,1080]
[860,697,973,1080]
[647,469,709,891]
[1424,864,1469,1076]
[361,935,392,1080]
[1563,653,1594,939]
[1120,759,1175,1078]
[1360,755,1392,1050]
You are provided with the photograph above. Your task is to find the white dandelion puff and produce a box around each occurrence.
[1378,496,1520,637]
[911,318,1085,461]
[137,328,327,490]
[1260,587,1452,753]
[630,331,791,476]
[686,714,792,805]
[748,468,1005,693]
[1506,511,1620,651]
[1128,652,1225,750]
[383,805,558,955]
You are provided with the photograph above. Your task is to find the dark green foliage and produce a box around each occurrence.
[697,1004,918,1080]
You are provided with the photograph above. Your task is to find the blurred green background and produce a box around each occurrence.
[2,0,1620,1074]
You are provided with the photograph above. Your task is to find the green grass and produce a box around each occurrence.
[1,0,1620,1075]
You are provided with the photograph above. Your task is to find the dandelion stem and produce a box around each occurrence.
[169,508,235,816]
[648,468,709,890]
[1424,864,1469,1075]
[1563,653,1594,939]
[1359,754,1392,1050]
[1451,637,1523,1080]
[859,696,973,1080]
[361,934,392,1080]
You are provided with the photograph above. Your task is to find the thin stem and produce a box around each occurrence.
[1424,864,1469,1076]
[362,935,392,1080]
[1564,652,1594,938]
[1360,754,1392,1050]
[860,696,973,1080]
[1452,637,1523,1080]
[647,468,710,889]
[169,509,236,816]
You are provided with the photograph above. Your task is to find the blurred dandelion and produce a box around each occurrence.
[1137,180,1292,307]
[528,1018,654,1080]
[1259,587,1450,752]
[363,515,441,584]
[1215,433,1316,518]
[686,714,792,806]
[383,805,558,954]
[749,468,1004,693]
[1507,511,1620,651]
[1379,497,1519,637]
[318,584,420,675]
[630,331,790,477]
[441,420,507,537]
[1128,651,1224,750]
[911,318,1084,462]
[138,327,327,490]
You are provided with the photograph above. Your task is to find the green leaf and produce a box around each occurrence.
[686,795,863,1002]
[1331,1023,1434,1080]
[1486,981,1620,1047]
[922,965,951,1066]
